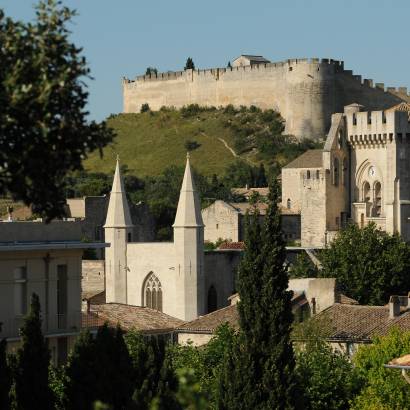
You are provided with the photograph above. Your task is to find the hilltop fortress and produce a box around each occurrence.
[123,56,410,139]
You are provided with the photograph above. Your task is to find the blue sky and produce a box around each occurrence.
[3,0,409,121]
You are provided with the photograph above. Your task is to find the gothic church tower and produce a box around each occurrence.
[173,154,205,321]
[104,158,134,304]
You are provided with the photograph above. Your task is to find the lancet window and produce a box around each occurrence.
[143,272,163,312]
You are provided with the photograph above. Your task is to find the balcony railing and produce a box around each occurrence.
[0,311,105,339]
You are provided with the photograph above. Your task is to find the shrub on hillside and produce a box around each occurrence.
[140,103,150,113]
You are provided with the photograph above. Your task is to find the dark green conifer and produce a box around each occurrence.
[64,330,97,410]
[257,163,267,187]
[0,337,11,410]
[15,293,54,410]
[219,178,298,409]
[184,57,195,70]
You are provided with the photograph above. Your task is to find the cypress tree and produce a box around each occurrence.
[15,293,54,410]
[219,178,298,409]
[0,337,11,410]
[64,330,98,410]
[65,324,133,410]
[184,57,195,70]
[257,163,267,187]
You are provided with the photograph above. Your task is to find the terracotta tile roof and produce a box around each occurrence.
[83,290,106,305]
[338,294,359,305]
[279,205,301,216]
[283,149,323,169]
[313,303,410,342]
[177,292,306,333]
[177,304,239,333]
[218,241,245,250]
[91,303,185,333]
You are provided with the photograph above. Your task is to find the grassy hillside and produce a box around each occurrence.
[84,109,242,177]
[84,105,322,178]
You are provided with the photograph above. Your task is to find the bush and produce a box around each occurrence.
[184,140,201,152]
[140,103,150,113]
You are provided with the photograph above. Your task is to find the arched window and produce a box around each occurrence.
[373,182,382,217]
[342,158,348,187]
[362,181,370,203]
[287,198,291,209]
[333,157,339,186]
[207,285,217,313]
[143,272,162,311]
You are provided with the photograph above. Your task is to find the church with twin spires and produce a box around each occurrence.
[103,155,240,321]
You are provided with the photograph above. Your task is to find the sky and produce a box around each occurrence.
[2,0,410,121]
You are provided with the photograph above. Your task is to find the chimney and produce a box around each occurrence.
[389,296,401,318]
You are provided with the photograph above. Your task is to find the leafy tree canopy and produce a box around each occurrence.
[351,328,410,410]
[319,223,410,305]
[0,0,114,219]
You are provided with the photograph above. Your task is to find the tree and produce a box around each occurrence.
[351,328,410,409]
[64,330,98,410]
[141,103,150,113]
[125,331,179,409]
[289,252,319,279]
[293,319,362,410]
[319,223,410,305]
[184,57,195,70]
[145,67,158,76]
[65,325,133,410]
[219,177,298,409]
[256,163,267,187]
[15,293,54,410]
[0,1,114,219]
[0,338,11,410]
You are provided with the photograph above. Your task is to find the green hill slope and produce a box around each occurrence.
[84,109,242,176]
[84,105,321,177]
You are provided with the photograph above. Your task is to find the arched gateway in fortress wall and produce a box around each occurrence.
[123,58,409,140]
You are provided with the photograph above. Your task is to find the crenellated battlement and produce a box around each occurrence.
[123,56,409,139]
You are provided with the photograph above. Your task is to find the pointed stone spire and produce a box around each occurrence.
[173,153,204,227]
[104,157,133,228]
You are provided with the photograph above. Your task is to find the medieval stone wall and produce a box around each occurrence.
[123,58,408,139]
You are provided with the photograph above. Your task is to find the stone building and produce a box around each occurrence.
[123,57,409,139]
[231,55,270,67]
[201,200,300,243]
[0,220,105,365]
[283,103,410,247]
[104,156,241,321]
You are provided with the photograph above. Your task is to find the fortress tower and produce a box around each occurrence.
[123,57,409,140]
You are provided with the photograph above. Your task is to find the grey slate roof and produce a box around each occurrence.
[283,149,323,169]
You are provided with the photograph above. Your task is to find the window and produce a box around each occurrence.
[216,223,219,229]
[306,170,311,179]
[336,217,340,228]
[316,170,320,179]
[363,181,370,203]
[143,272,162,311]
[342,158,348,187]
[333,157,339,186]
[207,285,217,313]
[127,232,132,242]
[14,267,27,316]
[57,265,68,329]
[373,182,382,217]
[286,199,291,210]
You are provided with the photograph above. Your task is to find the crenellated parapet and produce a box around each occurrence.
[123,57,409,139]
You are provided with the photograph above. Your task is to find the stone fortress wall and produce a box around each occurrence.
[123,58,410,139]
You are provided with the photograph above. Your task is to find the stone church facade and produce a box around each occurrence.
[104,156,240,321]
[282,103,410,247]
